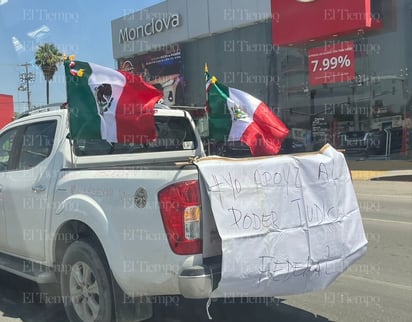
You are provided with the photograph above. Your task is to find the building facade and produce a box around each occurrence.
[0,94,14,129]
[111,0,412,153]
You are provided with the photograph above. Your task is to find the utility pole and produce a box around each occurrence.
[18,63,35,110]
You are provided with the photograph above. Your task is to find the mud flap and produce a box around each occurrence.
[111,274,153,322]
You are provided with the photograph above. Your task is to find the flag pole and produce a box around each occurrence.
[63,54,76,168]
[64,102,76,168]
[204,63,211,155]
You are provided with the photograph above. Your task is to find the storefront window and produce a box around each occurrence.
[277,30,410,155]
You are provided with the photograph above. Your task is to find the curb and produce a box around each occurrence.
[351,170,412,181]
[350,170,388,181]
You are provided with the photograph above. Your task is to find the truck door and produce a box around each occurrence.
[0,127,19,250]
[2,119,58,261]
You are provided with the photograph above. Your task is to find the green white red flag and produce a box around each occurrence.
[64,59,163,144]
[206,70,289,156]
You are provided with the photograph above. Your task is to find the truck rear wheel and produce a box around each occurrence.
[60,239,113,322]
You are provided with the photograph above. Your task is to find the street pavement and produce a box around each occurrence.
[280,180,412,322]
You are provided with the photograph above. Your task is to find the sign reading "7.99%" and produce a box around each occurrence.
[308,41,355,86]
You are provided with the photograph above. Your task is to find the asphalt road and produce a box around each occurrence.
[280,180,412,322]
[0,180,411,322]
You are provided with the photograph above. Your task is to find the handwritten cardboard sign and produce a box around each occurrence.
[195,144,367,297]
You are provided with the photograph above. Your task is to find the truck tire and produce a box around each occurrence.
[60,239,113,322]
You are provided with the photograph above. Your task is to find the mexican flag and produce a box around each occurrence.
[206,73,289,156]
[64,60,163,144]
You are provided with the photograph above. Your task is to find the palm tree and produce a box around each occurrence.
[35,43,62,104]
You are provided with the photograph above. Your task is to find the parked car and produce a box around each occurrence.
[210,137,306,157]
[279,137,306,154]
[339,131,369,155]
[366,127,403,155]
[340,128,405,156]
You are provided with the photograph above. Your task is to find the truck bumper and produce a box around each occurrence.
[178,264,221,299]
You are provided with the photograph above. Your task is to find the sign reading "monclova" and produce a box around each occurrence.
[119,14,181,43]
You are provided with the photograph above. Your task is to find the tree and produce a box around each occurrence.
[35,43,62,104]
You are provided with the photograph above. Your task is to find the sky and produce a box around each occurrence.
[0,0,163,113]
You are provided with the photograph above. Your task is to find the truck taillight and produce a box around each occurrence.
[158,180,202,255]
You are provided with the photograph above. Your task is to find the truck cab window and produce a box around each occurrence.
[0,128,18,172]
[17,120,57,170]
[73,116,197,156]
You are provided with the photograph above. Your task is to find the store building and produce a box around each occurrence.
[111,0,412,154]
[0,94,14,129]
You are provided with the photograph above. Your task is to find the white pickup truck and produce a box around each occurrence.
[0,104,367,322]
[0,105,222,322]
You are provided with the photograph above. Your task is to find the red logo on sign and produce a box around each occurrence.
[308,41,355,86]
